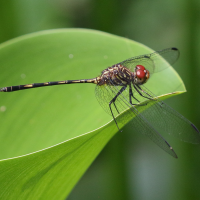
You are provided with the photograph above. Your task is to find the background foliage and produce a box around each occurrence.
[0,0,200,200]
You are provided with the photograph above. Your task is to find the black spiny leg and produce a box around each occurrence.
[136,85,154,98]
[134,84,154,100]
[136,85,164,107]
[109,86,126,131]
[129,85,140,105]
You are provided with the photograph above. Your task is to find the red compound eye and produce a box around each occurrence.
[136,65,146,79]
[136,69,146,79]
[136,65,145,70]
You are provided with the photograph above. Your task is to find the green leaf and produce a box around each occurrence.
[0,29,185,199]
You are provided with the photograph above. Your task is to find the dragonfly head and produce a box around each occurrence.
[134,65,150,85]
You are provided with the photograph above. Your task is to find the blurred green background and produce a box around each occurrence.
[0,0,200,200]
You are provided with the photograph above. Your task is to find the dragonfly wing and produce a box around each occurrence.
[136,85,200,144]
[95,81,178,158]
[95,83,131,117]
[131,110,178,158]
[119,47,179,73]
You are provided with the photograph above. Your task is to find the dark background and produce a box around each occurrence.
[0,0,200,199]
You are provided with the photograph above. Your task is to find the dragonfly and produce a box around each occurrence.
[1,47,199,158]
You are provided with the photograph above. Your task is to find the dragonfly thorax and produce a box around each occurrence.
[133,65,150,85]
[97,64,134,86]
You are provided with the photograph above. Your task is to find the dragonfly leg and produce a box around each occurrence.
[129,85,140,105]
[136,85,165,108]
[113,102,120,114]
[109,86,127,131]
[134,84,154,100]
[129,85,148,106]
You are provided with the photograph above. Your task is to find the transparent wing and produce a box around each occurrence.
[118,47,179,74]
[94,47,199,158]
[137,85,200,144]
[95,81,178,158]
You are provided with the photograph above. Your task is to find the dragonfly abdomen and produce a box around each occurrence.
[0,79,97,92]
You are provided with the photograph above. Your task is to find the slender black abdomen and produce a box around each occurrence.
[0,79,97,92]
